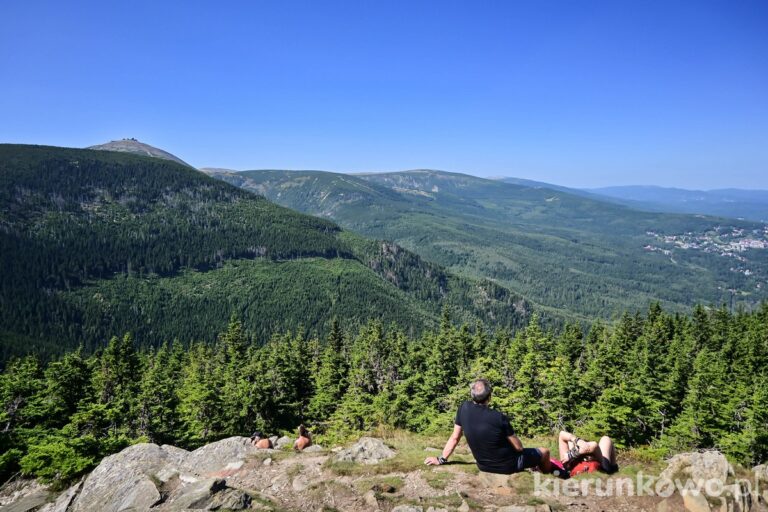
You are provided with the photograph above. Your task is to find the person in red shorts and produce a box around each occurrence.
[558,430,619,476]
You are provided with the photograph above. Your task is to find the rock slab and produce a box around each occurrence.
[334,437,396,465]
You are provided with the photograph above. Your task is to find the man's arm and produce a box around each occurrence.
[424,425,463,465]
[508,434,524,451]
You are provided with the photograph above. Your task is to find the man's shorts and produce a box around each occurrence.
[512,448,542,472]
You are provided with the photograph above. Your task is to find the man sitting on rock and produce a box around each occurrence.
[558,430,619,476]
[250,431,273,449]
[424,379,552,475]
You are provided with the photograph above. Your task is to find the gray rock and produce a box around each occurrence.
[334,437,396,465]
[303,444,324,453]
[37,480,82,512]
[269,435,279,446]
[182,436,256,475]
[275,435,293,449]
[0,479,50,511]
[391,506,423,512]
[659,451,733,488]
[722,482,752,512]
[363,490,379,510]
[207,487,252,510]
[70,437,259,512]
[681,490,711,512]
[161,477,251,511]
[755,464,768,483]
[72,443,175,512]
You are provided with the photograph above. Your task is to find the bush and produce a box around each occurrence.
[20,439,94,484]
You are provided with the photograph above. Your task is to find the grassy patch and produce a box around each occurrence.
[422,470,453,490]
[353,475,404,494]
[286,463,304,479]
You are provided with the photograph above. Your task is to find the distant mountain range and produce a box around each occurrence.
[205,167,768,321]
[583,185,768,222]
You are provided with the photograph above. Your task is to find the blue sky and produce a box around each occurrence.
[1,0,766,189]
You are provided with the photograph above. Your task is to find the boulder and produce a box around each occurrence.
[681,490,711,512]
[755,464,768,484]
[334,437,396,465]
[182,436,256,476]
[659,452,754,512]
[69,437,259,512]
[363,489,380,510]
[72,443,178,512]
[37,480,82,512]
[0,479,50,512]
[754,464,768,504]
[303,444,324,453]
[723,482,752,512]
[275,436,293,449]
[659,451,733,488]
[160,477,251,511]
[391,506,423,512]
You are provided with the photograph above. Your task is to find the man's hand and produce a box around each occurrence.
[424,456,441,465]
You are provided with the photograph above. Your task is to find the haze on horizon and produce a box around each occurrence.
[1,0,767,190]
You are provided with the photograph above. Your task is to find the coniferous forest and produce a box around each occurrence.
[2,304,767,486]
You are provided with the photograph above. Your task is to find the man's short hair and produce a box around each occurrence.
[470,379,492,403]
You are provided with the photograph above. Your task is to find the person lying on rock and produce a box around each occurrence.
[250,431,273,449]
[424,378,552,475]
[294,424,312,451]
[558,430,619,476]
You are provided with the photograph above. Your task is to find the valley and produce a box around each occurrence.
[206,168,768,321]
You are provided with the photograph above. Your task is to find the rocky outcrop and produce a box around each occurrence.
[4,438,763,512]
[659,451,733,487]
[659,451,752,512]
[274,435,292,449]
[334,436,396,464]
[69,437,257,511]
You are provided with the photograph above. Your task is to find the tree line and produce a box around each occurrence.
[1,303,767,486]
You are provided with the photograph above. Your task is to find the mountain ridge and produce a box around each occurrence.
[209,167,768,320]
[0,144,530,361]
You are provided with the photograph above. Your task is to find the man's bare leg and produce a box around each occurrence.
[558,430,602,463]
[558,431,572,461]
[599,436,617,465]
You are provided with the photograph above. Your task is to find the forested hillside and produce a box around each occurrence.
[2,304,766,485]
[0,145,528,361]
[209,168,768,320]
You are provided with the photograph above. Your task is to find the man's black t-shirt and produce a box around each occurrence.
[455,400,519,474]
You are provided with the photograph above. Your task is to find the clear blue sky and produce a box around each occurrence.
[1,0,767,189]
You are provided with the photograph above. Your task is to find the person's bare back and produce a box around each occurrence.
[294,424,312,451]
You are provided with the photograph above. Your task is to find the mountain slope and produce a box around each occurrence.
[88,138,193,167]
[0,145,529,361]
[211,168,768,320]
[586,185,768,222]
